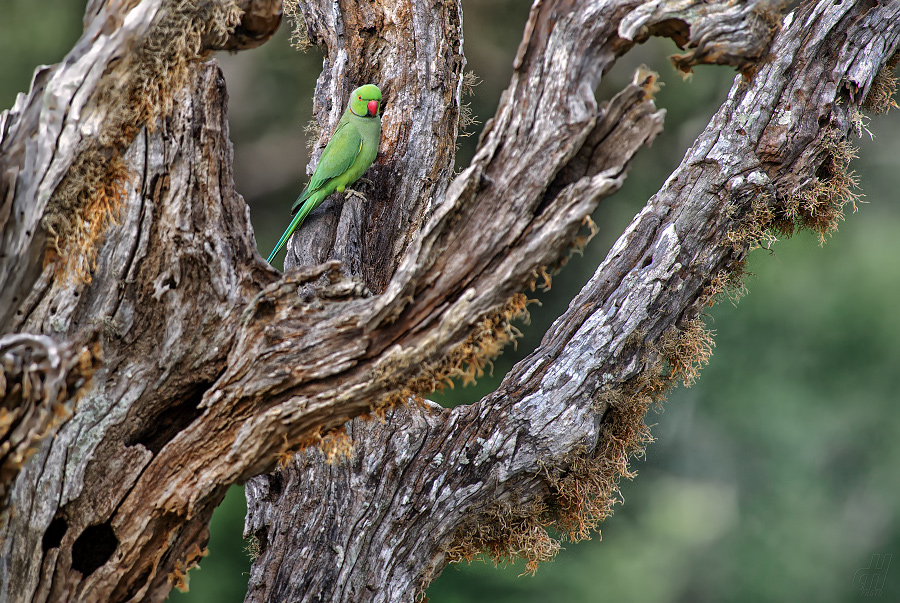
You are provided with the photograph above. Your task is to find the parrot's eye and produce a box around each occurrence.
[358,95,362,100]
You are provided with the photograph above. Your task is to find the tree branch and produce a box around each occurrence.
[0,334,99,514]
[244,1,900,601]
[0,0,896,602]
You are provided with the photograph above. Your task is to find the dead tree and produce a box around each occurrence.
[0,0,897,602]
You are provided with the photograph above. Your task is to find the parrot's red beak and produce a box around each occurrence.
[367,100,379,116]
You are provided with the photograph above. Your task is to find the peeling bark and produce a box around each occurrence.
[286,0,464,292]
[246,1,900,602]
[0,334,99,515]
[0,0,896,602]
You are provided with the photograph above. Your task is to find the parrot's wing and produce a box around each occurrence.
[308,121,362,193]
[292,121,362,215]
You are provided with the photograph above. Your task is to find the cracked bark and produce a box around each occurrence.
[245,1,900,602]
[0,0,896,602]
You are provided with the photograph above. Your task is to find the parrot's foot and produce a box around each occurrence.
[343,187,368,203]
[356,177,375,188]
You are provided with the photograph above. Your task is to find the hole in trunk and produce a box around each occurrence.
[71,521,118,576]
[125,384,208,454]
[42,516,69,552]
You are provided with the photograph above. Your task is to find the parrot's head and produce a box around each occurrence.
[349,84,382,118]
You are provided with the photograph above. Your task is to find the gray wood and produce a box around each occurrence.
[243,2,900,602]
[0,0,896,602]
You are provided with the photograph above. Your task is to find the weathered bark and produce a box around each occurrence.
[285,0,464,292]
[0,1,896,603]
[0,3,281,601]
[0,335,100,515]
[244,2,900,602]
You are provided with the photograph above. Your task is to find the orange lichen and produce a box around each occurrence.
[445,498,560,576]
[285,425,355,465]
[862,52,900,115]
[167,543,208,593]
[43,0,242,283]
[443,315,716,574]
[372,293,534,414]
[658,318,715,387]
[785,128,862,244]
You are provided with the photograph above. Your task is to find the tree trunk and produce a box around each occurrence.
[242,2,900,601]
[0,1,897,602]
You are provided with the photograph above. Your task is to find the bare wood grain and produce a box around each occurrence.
[0,0,895,602]
[244,2,900,602]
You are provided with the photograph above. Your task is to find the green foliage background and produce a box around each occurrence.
[3,1,898,601]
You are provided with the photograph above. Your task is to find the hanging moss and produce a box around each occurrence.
[42,0,242,282]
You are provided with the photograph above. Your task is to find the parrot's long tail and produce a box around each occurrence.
[266,197,317,264]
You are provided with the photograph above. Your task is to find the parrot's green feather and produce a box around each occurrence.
[291,122,362,215]
[267,84,382,264]
[267,193,323,264]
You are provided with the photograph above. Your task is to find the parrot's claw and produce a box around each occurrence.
[356,177,375,188]
[344,188,368,203]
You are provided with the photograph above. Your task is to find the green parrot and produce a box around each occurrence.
[267,84,383,263]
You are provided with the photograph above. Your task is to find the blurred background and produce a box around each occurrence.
[3,1,898,601]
